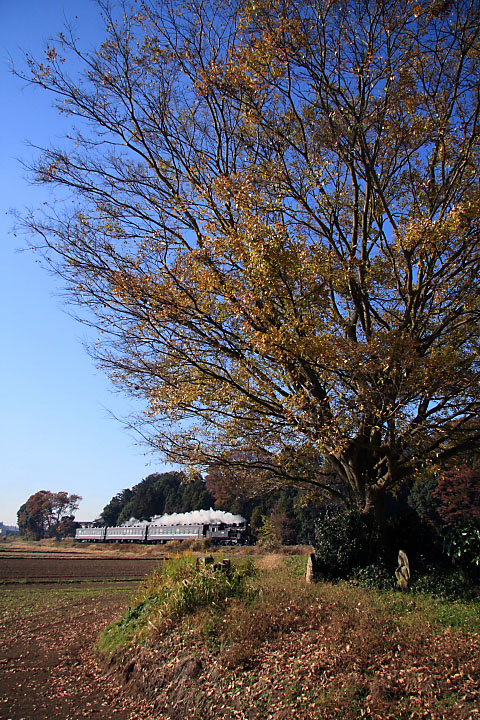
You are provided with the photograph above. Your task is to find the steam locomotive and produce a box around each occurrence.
[75,520,249,545]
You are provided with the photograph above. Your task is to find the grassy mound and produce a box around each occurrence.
[97,552,480,719]
[97,552,256,655]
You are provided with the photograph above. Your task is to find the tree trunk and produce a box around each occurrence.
[331,448,387,528]
[362,485,386,529]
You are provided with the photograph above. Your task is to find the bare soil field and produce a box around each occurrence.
[0,541,161,719]
[0,557,162,583]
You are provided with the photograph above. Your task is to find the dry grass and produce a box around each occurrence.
[0,536,214,559]
[101,552,480,720]
[255,553,289,571]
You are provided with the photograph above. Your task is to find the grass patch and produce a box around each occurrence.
[372,588,480,631]
[0,581,135,621]
[96,552,256,656]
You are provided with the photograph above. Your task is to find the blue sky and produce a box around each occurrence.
[0,0,173,526]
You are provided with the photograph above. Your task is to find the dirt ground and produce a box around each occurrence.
[0,557,162,582]
[0,545,160,720]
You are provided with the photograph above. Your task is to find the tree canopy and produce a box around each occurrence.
[17,490,82,539]
[21,0,480,521]
[100,471,215,524]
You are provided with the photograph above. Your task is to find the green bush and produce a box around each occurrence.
[442,521,480,579]
[349,563,394,590]
[158,560,255,619]
[314,510,384,579]
[410,567,478,600]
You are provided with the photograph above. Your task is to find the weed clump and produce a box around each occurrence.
[96,553,255,655]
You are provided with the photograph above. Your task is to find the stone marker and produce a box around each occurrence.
[306,553,317,584]
[213,559,231,574]
[395,549,410,590]
[196,554,214,569]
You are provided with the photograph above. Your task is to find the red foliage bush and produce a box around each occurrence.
[433,466,480,524]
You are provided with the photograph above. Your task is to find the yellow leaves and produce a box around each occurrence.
[22,0,480,493]
[394,199,480,306]
[451,191,480,225]
[46,46,58,62]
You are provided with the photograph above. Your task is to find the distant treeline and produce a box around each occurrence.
[100,471,327,544]
[100,472,214,526]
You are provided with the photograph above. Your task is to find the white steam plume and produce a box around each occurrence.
[121,509,245,526]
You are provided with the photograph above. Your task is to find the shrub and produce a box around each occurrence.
[442,521,480,580]
[256,516,280,548]
[314,509,384,579]
[349,563,394,591]
[410,567,479,600]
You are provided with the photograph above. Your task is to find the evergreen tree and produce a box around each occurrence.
[101,471,215,524]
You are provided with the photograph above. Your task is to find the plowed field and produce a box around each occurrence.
[0,557,161,582]
[0,543,160,719]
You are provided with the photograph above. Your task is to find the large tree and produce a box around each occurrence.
[17,490,82,539]
[20,0,480,522]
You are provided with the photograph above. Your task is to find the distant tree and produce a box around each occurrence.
[249,506,264,538]
[163,487,181,516]
[205,466,241,510]
[270,506,297,545]
[118,481,156,523]
[256,516,280,548]
[56,515,78,538]
[17,491,82,539]
[100,488,134,526]
[17,502,42,540]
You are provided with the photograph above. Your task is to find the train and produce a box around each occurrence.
[75,519,249,545]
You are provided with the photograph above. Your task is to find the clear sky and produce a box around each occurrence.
[0,0,173,526]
